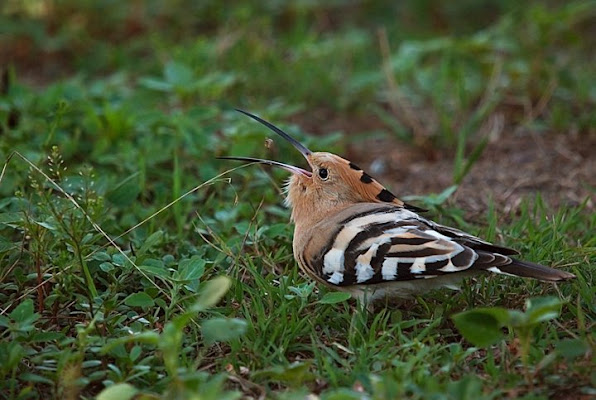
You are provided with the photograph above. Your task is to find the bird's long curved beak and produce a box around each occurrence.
[218,110,313,177]
[234,109,312,158]
[216,156,312,177]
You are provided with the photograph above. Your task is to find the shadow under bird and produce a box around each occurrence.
[220,109,575,303]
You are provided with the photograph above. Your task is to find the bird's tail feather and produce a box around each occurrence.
[494,258,575,281]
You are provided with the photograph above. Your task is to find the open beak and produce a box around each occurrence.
[217,109,313,177]
[216,156,312,177]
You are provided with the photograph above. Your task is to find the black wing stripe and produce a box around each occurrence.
[385,246,454,259]
[422,258,449,272]
[350,224,434,258]
[397,261,415,279]
[391,237,437,246]
[370,241,394,276]
[342,221,398,280]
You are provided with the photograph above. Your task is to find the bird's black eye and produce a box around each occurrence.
[318,168,329,180]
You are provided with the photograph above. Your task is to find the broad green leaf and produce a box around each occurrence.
[287,282,315,299]
[100,262,115,272]
[92,252,112,262]
[10,299,34,322]
[319,291,352,304]
[263,223,291,238]
[0,236,15,252]
[106,173,141,207]
[34,220,57,230]
[10,343,25,369]
[0,343,24,371]
[138,231,164,255]
[161,286,231,357]
[452,307,510,347]
[10,299,40,327]
[194,276,231,312]
[97,383,139,400]
[82,360,103,368]
[124,292,155,308]
[31,331,65,342]
[20,373,54,385]
[129,345,142,362]
[446,375,483,400]
[160,319,185,376]
[0,212,23,225]
[100,331,160,354]
[175,256,206,282]
[138,77,172,92]
[556,338,589,360]
[506,310,527,327]
[164,61,193,87]
[525,296,563,325]
[202,318,247,345]
[138,262,170,279]
[111,253,130,267]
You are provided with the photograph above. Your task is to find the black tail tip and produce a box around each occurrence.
[553,270,576,281]
[497,258,576,282]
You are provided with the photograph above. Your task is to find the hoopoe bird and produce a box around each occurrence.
[221,110,576,303]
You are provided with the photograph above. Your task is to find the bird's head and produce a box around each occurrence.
[220,110,416,228]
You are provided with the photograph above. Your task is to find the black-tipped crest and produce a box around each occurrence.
[235,109,312,158]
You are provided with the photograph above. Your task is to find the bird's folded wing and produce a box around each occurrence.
[303,204,512,286]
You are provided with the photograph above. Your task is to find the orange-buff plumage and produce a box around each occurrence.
[221,110,575,303]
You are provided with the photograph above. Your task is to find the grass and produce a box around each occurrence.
[0,1,595,399]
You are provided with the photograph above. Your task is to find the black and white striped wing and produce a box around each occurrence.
[305,204,511,286]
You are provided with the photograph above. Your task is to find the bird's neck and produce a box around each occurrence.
[291,202,352,240]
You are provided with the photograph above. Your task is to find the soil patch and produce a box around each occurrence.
[351,132,595,221]
[291,110,595,220]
